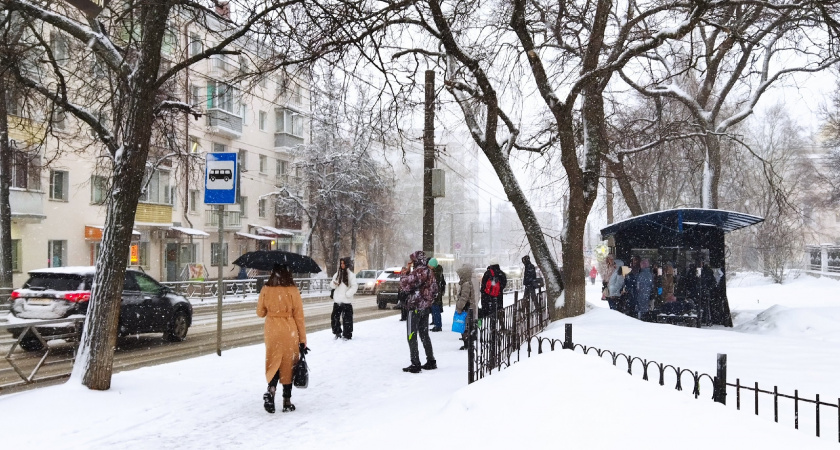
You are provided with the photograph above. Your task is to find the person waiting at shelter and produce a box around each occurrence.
[635,259,654,320]
[605,259,625,311]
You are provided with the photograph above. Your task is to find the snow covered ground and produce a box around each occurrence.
[1,272,839,449]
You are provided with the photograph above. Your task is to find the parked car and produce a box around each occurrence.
[9,267,193,351]
[355,269,383,294]
[373,267,403,309]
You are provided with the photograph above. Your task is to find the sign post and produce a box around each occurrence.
[204,153,238,356]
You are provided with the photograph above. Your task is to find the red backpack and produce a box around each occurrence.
[483,269,501,297]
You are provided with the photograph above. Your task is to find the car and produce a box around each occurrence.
[355,269,383,295]
[9,266,193,351]
[373,267,404,309]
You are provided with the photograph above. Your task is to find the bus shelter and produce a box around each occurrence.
[600,208,763,327]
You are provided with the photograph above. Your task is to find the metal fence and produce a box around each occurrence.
[470,319,840,445]
[1,318,85,389]
[161,277,333,300]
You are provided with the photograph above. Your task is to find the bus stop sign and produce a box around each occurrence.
[204,153,238,204]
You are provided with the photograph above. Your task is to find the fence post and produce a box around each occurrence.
[256,276,265,293]
[714,353,727,404]
[467,309,475,384]
[564,323,573,350]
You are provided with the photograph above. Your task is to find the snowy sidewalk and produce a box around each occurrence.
[1,298,836,449]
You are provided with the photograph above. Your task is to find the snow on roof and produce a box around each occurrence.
[601,208,764,237]
[87,225,142,236]
[28,266,97,276]
[170,226,210,237]
[248,224,294,237]
[235,231,274,241]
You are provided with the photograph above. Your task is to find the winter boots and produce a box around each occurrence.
[402,364,421,373]
[421,360,437,370]
[281,383,295,412]
[263,386,276,414]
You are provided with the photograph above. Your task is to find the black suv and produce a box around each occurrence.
[374,267,404,309]
[9,267,193,351]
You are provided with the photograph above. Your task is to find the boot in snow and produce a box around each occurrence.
[422,360,437,370]
[263,387,276,414]
[283,398,296,412]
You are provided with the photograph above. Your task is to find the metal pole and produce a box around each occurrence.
[216,204,224,356]
[423,69,435,256]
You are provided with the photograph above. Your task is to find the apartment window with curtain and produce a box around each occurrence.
[212,142,227,153]
[206,81,239,114]
[48,240,67,267]
[139,169,172,205]
[189,190,199,213]
[189,33,203,57]
[11,239,21,272]
[49,170,69,201]
[275,109,302,137]
[259,155,268,174]
[11,149,41,190]
[259,111,267,131]
[90,175,109,204]
[258,198,267,218]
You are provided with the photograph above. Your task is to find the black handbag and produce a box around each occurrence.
[330,289,335,300]
[293,353,309,389]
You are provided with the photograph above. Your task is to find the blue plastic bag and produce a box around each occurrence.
[657,287,663,295]
[452,310,468,333]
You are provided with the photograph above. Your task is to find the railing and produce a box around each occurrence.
[161,277,333,300]
[205,209,242,228]
[470,319,840,445]
[1,317,85,389]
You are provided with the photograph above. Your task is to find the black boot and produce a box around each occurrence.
[422,360,437,370]
[402,364,421,373]
[282,384,295,412]
[263,386,276,414]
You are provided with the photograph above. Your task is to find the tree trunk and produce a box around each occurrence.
[607,159,644,216]
[703,133,722,209]
[71,2,171,390]
[0,77,13,289]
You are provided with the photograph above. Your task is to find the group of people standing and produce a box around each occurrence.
[601,253,723,324]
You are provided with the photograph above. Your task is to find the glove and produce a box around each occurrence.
[299,343,309,355]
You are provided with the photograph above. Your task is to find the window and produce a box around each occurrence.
[190,85,203,107]
[51,31,68,66]
[291,83,302,105]
[52,108,66,130]
[275,109,303,137]
[139,169,172,204]
[276,159,288,176]
[161,29,177,56]
[189,190,199,213]
[258,198,267,218]
[212,142,227,153]
[211,242,228,266]
[11,239,21,272]
[238,149,248,172]
[206,81,239,114]
[259,77,268,89]
[240,196,248,218]
[49,170,69,201]
[90,175,109,204]
[259,155,268,173]
[11,149,40,190]
[189,136,200,153]
[259,111,267,131]
[189,33,203,57]
[48,240,67,268]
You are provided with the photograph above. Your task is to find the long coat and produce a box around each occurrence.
[455,266,477,317]
[257,285,307,385]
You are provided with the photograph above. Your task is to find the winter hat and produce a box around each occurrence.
[521,255,530,263]
[488,257,499,266]
[428,258,439,268]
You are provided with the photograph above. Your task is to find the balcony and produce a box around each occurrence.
[274,132,304,149]
[136,203,173,224]
[205,209,242,230]
[9,189,45,222]
[206,108,242,139]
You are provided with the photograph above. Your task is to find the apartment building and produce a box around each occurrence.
[6,13,311,286]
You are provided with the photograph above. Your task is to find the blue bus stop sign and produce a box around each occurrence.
[204,153,238,205]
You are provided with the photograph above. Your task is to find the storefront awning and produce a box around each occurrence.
[169,226,210,237]
[248,224,294,237]
[85,225,141,241]
[235,231,275,241]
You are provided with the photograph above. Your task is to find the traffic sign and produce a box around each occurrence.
[454,242,462,250]
[204,153,238,204]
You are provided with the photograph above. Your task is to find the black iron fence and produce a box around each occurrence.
[468,310,840,444]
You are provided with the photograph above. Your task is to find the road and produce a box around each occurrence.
[0,294,397,395]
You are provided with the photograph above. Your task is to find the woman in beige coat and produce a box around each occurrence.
[455,265,477,350]
[257,264,307,414]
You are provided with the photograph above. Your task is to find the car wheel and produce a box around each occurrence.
[19,335,44,352]
[165,310,190,342]
[377,299,387,310]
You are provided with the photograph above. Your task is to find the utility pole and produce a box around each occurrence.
[0,77,14,290]
[423,70,435,256]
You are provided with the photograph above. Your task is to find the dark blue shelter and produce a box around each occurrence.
[600,208,763,327]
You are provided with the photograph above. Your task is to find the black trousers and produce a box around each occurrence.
[268,371,293,399]
[406,307,434,366]
[331,302,354,338]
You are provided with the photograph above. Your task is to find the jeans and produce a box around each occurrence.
[331,302,354,338]
[431,304,442,329]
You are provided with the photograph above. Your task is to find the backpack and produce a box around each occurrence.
[426,267,439,300]
[483,269,501,297]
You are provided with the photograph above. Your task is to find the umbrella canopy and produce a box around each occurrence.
[232,251,321,274]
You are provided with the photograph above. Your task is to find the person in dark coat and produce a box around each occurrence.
[622,256,640,317]
[398,261,412,321]
[429,258,445,332]
[480,258,507,319]
[399,250,438,373]
[522,255,538,315]
[636,259,654,320]
[700,263,716,326]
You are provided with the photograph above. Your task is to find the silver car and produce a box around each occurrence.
[355,269,383,294]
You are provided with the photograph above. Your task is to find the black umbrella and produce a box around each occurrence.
[232,251,321,274]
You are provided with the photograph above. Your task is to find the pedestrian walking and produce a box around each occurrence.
[589,266,598,285]
[480,258,507,319]
[455,264,477,350]
[330,257,358,340]
[400,250,438,373]
[636,258,654,320]
[256,264,307,414]
[605,259,625,311]
[522,255,539,315]
[429,258,446,332]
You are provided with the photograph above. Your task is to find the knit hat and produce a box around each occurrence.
[428,258,439,268]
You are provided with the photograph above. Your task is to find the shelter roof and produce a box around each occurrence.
[600,208,764,239]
